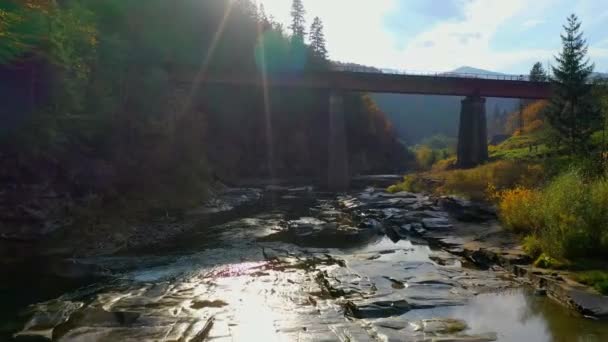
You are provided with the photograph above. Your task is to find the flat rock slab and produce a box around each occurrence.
[422,218,453,230]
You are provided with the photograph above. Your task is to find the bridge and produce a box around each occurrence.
[177,69,552,190]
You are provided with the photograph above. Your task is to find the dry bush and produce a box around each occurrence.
[437,160,544,200]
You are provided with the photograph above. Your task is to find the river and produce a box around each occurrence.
[2,184,608,341]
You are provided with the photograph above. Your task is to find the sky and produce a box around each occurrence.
[256,0,608,74]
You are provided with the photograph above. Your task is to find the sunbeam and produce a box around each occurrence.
[255,1,277,185]
[181,1,235,115]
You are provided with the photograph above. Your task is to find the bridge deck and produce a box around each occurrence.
[176,70,552,99]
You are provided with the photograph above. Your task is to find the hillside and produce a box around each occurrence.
[371,66,519,143]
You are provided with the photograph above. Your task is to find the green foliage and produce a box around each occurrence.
[2,0,411,223]
[411,136,455,171]
[534,253,568,270]
[388,160,544,201]
[47,2,97,112]
[290,0,306,41]
[546,14,601,154]
[497,187,542,233]
[414,146,437,170]
[438,160,544,201]
[431,156,456,171]
[529,62,547,82]
[536,170,591,258]
[523,235,543,259]
[498,169,608,260]
[573,271,608,295]
[420,134,457,151]
[387,175,424,193]
[0,1,48,63]
[309,17,328,62]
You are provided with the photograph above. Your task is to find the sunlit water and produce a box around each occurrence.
[2,190,608,341]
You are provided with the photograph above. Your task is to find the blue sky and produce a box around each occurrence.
[258,0,608,74]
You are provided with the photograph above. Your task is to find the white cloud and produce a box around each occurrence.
[258,0,605,73]
[521,19,545,30]
[394,0,550,72]
[258,0,399,67]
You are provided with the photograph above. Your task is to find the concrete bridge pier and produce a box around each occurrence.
[327,90,350,191]
[457,95,488,168]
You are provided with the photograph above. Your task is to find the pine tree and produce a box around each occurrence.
[546,14,600,153]
[309,17,328,60]
[529,62,547,82]
[290,0,306,42]
[258,4,268,23]
[257,3,271,29]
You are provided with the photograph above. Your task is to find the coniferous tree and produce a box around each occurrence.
[290,0,306,42]
[309,17,328,60]
[529,62,547,82]
[257,3,272,29]
[258,4,268,23]
[546,14,600,153]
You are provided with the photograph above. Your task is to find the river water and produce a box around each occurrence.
[2,185,608,341]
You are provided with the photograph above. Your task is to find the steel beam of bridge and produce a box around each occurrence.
[176,70,552,99]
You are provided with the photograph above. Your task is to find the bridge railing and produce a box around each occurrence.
[331,65,536,82]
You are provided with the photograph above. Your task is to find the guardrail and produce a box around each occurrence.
[332,65,539,82]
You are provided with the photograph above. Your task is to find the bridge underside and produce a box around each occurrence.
[326,93,490,191]
[180,71,552,99]
[182,71,549,190]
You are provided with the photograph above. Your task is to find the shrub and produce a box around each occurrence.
[420,134,457,151]
[498,187,542,233]
[388,160,544,201]
[438,160,544,201]
[414,146,437,170]
[534,253,568,269]
[585,177,608,243]
[522,235,543,259]
[537,170,590,259]
[431,157,456,172]
[387,175,425,193]
[505,170,608,260]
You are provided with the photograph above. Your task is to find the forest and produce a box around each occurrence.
[4,2,608,340]
[0,0,409,240]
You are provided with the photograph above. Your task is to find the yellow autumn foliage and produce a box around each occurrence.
[496,187,542,233]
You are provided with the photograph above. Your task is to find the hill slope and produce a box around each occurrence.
[372,66,519,143]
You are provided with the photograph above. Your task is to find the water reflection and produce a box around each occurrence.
[401,289,608,342]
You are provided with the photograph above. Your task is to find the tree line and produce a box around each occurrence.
[0,0,407,212]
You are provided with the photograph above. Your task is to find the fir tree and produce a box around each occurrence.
[529,62,547,82]
[546,14,600,153]
[309,17,328,60]
[258,4,269,24]
[290,0,306,42]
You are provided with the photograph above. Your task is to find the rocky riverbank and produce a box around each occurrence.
[6,184,608,341]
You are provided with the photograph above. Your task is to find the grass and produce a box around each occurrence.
[387,160,544,201]
[573,271,608,295]
[489,132,550,160]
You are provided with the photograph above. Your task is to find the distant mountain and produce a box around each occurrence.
[448,66,506,75]
[592,72,608,80]
[371,66,519,143]
[331,61,381,73]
